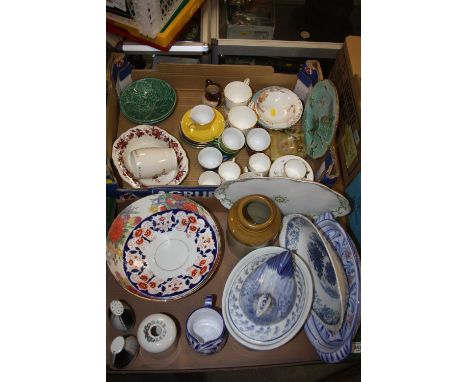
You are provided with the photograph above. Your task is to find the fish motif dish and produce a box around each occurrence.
[303,79,339,159]
[249,86,303,130]
[106,194,222,301]
[304,212,361,363]
[222,247,313,350]
[279,214,349,334]
[112,125,189,188]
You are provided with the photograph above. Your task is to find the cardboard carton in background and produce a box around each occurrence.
[329,36,361,188]
[106,60,325,199]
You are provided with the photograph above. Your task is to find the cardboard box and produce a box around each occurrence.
[106,58,324,200]
[329,36,361,187]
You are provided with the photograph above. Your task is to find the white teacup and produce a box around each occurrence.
[198,171,222,186]
[248,153,271,176]
[285,159,307,179]
[228,105,258,135]
[218,160,241,182]
[198,147,223,170]
[246,128,271,152]
[190,104,215,125]
[224,78,252,111]
[217,127,245,155]
[128,147,177,180]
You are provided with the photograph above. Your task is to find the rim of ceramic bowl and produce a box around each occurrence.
[235,194,276,232]
[222,246,313,350]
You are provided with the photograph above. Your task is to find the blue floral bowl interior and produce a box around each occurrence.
[239,250,296,325]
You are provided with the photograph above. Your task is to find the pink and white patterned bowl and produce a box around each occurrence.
[106,194,222,301]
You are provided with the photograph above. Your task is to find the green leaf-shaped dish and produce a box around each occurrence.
[303,80,339,159]
[120,78,177,124]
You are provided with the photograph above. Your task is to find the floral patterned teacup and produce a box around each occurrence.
[186,295,227,355]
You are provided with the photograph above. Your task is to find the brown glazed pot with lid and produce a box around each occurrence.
[227,194,282,256]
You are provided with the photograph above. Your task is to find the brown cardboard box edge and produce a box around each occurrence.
[107,59,324,190]
[330,36,361,187]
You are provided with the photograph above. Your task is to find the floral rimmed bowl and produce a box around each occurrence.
[120,78,177,124]
[304,212,361,363]
[106,194,223,301]
[248,86,303,130]
[222,247,313,350]
[112,125,189,188]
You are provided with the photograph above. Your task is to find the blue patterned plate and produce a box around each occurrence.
[279,214,349,334]
[222,247,313,350]
[304,212,361,363]
[107,194,222,301]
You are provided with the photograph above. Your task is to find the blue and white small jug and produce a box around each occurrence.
[185,295,227,355]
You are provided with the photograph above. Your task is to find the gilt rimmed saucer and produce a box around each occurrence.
[249,86,303,130]
[269,155,314,180]
[180,108,225,144]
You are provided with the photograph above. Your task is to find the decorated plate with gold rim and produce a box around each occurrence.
[249,86,303,130]
[106,194,223,301]
[180,108,225,144]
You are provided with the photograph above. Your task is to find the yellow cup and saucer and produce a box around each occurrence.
[181,105,225,145]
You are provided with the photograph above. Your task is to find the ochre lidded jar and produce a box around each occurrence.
[227,194,282,256]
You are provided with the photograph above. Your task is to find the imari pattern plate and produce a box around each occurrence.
[106,194,222,300]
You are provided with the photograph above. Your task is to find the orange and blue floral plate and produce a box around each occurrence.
[107,194,222,301]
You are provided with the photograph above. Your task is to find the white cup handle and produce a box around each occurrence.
[243,78,250,86]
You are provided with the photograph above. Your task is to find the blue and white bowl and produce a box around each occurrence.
[186,295,227,355]
[279,214,349,334]
[304,212,361,363]
[222,246,313,350]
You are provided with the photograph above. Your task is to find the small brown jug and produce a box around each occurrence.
[227,194,282,256]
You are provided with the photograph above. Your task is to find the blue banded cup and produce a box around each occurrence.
[185,295,227,355]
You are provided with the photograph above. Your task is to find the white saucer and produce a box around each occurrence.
[269,155,314,180]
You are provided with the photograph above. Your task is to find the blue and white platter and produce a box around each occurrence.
[304,212,361,363]
[279,214,349,334]
[222,247,313,350]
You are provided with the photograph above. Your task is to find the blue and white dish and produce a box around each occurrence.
[222,247,313,350]
[304,212,361,363]
[186,295,227,355]
[279,214,349,334]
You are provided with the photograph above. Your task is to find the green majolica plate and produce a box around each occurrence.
[120,78,177,124]
[303,80,339,159]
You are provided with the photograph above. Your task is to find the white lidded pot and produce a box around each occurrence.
[137,313,177,356]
